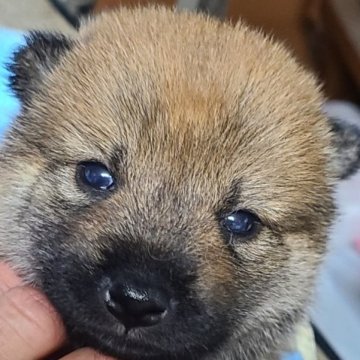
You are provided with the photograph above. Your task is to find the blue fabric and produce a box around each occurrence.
[282,352,303,360]
[0,28,26,140]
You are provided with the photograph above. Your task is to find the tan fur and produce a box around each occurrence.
[0,6,338,360]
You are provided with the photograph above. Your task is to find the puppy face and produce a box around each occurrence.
[0,7,359,360]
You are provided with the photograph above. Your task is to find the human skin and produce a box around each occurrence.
[0,262,114,360]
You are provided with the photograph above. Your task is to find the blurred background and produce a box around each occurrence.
[0,1,359,360]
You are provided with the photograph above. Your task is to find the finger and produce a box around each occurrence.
[0,286,66,360]
[60,348,115,360]
[0,262,23,293]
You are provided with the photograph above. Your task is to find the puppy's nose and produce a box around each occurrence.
[105,282,170,329]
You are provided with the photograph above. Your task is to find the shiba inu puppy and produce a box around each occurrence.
[0,6,359,360]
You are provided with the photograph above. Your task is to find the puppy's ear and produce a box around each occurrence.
[329,116,360,180]
[8,31,73,104]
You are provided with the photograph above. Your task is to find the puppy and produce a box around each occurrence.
[0,6,359,360]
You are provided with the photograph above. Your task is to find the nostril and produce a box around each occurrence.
[105,283,170,329]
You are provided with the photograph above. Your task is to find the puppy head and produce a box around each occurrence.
[0,7,359,360]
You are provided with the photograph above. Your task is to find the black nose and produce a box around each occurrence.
[105,281,170,329]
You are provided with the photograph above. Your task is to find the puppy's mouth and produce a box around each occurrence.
[50,332,168,360]
[76,330,167,360]
[110,337,165,359]
[66,313,200,360]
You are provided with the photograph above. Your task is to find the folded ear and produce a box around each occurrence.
[8,31,73,104]
[329,116,360,180]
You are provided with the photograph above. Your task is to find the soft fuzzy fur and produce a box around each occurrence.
[0,6,359,360]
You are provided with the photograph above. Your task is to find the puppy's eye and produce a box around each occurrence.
[221,210,259,238]
[77,161,115,191]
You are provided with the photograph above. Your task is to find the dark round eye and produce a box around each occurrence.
[77,161,115,191]
[221,210,259,237]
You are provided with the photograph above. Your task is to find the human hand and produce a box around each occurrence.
[0,262,114,360]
